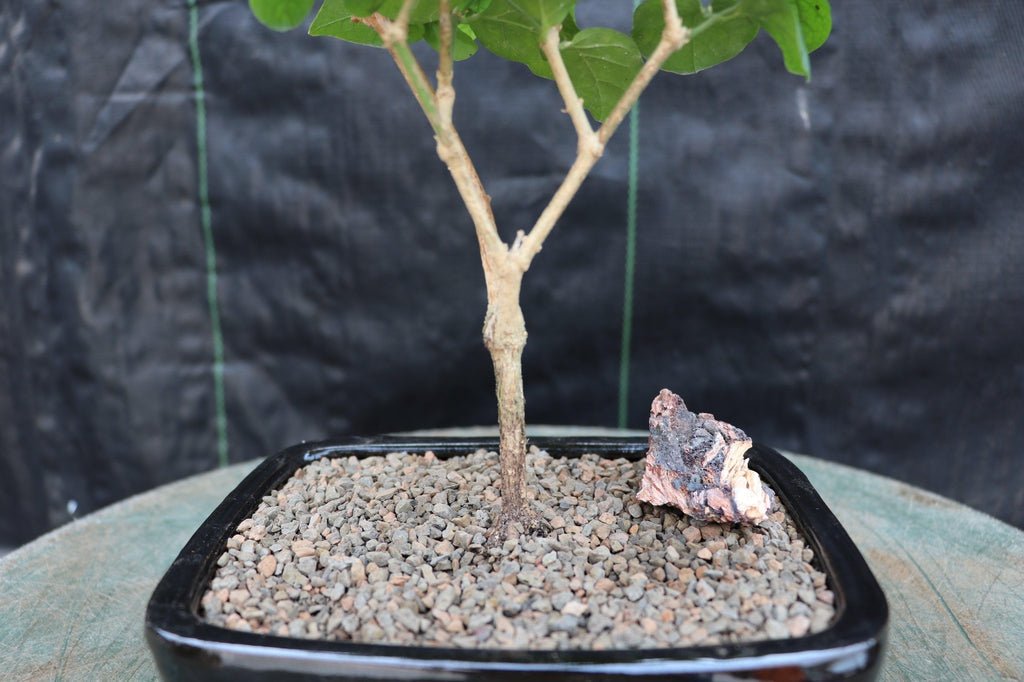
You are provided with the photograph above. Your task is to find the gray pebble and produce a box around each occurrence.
[550,615,579,632]
[624,584,645,602]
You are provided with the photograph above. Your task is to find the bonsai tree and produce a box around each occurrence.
[247,0,831,537]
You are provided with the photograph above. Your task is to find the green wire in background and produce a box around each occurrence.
[617,98,640,430]
[187,0,229,468]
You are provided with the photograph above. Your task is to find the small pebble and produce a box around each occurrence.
[291,540,315,558]
[624,584,645,602]
[257,554,277,578]
[788,615,811,638]
[681,526,702,543]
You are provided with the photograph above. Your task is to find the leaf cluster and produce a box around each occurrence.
[249,0,831,121]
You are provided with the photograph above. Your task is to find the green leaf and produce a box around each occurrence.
[739,0,831,78]
[559,9,579,40]
[344,0,386,17]
[468,0,575,77]
[374,0,442,24]
[795,0,831,52]
[455,0,491,17]
[423,21,479,60]
[331,0,444,25]
[468,0,552,78]
[309,0,384,45]
[516,0,573,31]
[561,28,644,121]
[386,1,501,28]
[309,0,428,45]
[632,0,758,74]
[249,0,316,31]
[759,7,808,76]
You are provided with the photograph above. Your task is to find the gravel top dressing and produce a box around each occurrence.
[201,448,835,650]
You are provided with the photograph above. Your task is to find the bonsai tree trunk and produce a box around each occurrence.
[369,0,689,539]
[482,272,535,532]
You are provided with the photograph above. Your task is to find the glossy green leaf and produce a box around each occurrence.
[632,0,757,74]
[468,0,553,77]
[756,3,808,77]
[309,0,423,45]
[740,0,831,78]
[309,0,384,45]
[372,0,496,25]
[795,0,831,52]
[331,0,447,26]
[455,0,492,16]
[516,0,573,31]
[249,0,316,31]
[423,21,479,60]
[372,0,441,24]
[344,0,386,17]
[561,28,644,121]
[560,9,579,40]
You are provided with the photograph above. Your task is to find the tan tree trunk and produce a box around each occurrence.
[481,273,538,533]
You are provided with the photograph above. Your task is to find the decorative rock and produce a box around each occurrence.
[637,389,776,524]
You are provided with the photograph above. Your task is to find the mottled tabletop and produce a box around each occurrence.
[2,430,1022,681]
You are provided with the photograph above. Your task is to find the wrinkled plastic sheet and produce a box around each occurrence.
[1,1,1023,543]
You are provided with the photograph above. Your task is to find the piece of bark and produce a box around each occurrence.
[637,389,775,524]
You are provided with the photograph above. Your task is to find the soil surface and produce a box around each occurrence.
[201,448,835,649]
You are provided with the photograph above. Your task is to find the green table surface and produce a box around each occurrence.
[2,429,1022,681]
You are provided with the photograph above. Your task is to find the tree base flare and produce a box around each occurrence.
[486,503,543,546]
[637,389,775,525]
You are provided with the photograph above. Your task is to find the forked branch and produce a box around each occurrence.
[368,1,505,265]
[366,6,440,133]
[371,0,689,279]
[513,0,689,270]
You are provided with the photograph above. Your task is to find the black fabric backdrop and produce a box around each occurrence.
[2,1,1023,544]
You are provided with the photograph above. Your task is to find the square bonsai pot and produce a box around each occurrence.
[146,436,888,680]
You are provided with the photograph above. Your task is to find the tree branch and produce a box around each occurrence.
[540,26,600,157]
[597,0,687,145]
[366,13,441,133]
[437,0,455,129]
[369,3,506,264]
[514,0,689,270]
[379,0,417,45]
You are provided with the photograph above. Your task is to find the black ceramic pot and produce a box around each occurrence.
[146,436,888,681]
